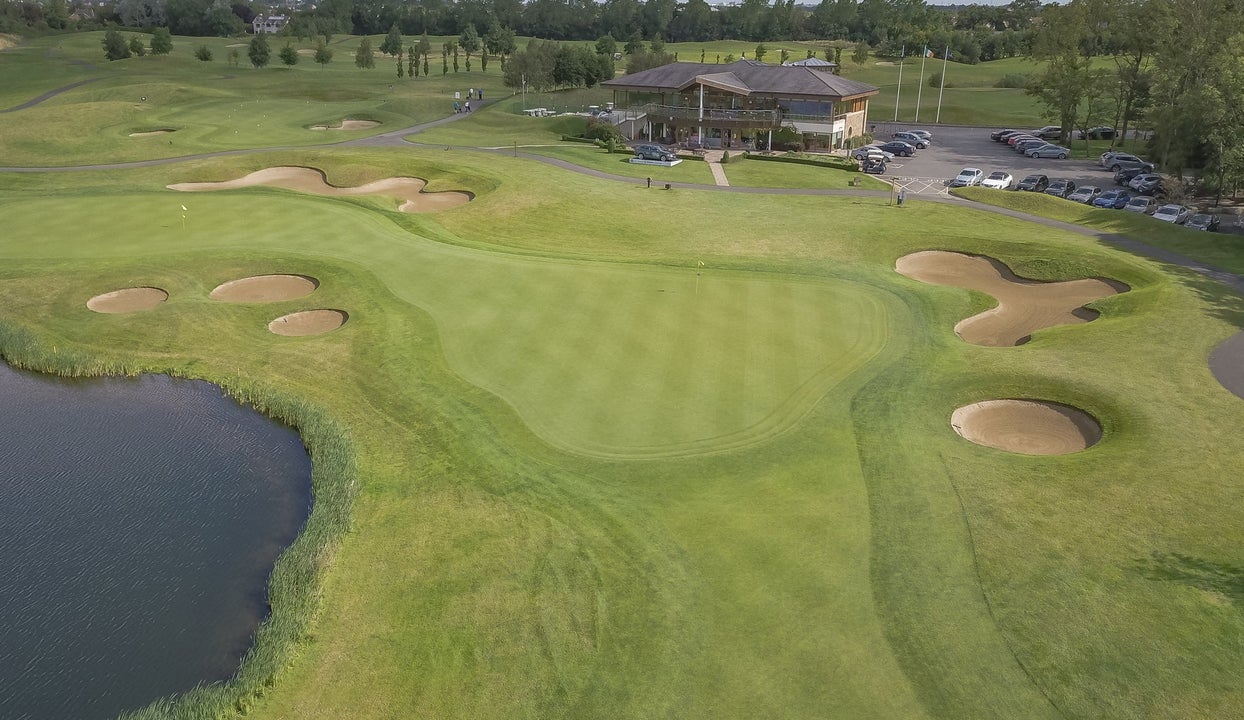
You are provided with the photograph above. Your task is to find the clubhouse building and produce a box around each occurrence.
[601,59,880,152]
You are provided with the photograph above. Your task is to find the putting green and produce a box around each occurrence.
[1,191,890,458]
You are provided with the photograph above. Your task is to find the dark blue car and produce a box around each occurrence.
[1092,189,1132,209]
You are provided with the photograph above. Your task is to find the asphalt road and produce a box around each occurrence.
[868,123,1124,192]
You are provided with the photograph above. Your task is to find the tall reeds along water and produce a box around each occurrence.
[0,363,312,720]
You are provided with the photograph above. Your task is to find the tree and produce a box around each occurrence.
[460,25,480,71]
[624,31,645,55]
[597,34,617,56]
[280,43,298,65]
[852,41,869,65]
[484,24,516,69]
[355,37,375,68]
[650,34,665,53]
[754,43,767,62]
[228,47,240,66]
[408,43,418,77]
[451,40,459,72]
[102,27,130,61]
[442,43,449,75]
[150,27,172,55]
[314,42,333,67]
[1024,1,1091,145]
[779,48,789,64]
[195,44,213,62]
[248,33,270,68]
[396,47,403,77]
[128,36,146,56]
[381,24,402,56]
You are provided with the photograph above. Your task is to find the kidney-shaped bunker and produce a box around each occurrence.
[951,399,1102,455]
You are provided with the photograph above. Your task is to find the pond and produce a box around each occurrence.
[0,362,312,720]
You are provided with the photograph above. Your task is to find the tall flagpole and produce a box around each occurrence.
[914,46,928,123]
[893,44,905,122]
[935,45,948,124]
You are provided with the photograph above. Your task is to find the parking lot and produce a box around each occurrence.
[867,122,1122,192]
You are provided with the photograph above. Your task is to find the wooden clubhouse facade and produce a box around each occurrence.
[601,59,880,151]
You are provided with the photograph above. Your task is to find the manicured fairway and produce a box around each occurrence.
[4,37,1244,720]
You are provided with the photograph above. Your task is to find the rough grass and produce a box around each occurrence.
[3,54,1244,720]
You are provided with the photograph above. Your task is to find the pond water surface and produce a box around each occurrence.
[0,362,312,720]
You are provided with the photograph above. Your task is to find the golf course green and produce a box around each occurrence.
[3,31,1244,720]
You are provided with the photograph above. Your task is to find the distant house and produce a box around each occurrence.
[252,14,288,34]
[782,57,837,71]
[601,59,878,151]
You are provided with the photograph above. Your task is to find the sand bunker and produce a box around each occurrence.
[896,251,1128,346]
[168,166,472,213]
[87,287,168,314]
[952,399,1102,455]
[309,120,380,131]
[129,129,174,137]
[268,309,348,336]
[210,274,318,303]
[0,34,20,50]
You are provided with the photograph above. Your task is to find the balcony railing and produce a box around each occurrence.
[638,104,781,125]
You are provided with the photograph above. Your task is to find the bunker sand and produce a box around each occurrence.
[129,129,174,137]
[896,250,1128,346]
[87,287,168,313]
[268,309,348,336]
[310,120,380,131]
[952,399,1102,455]
[168,166,471,213]
[211,274,318,303]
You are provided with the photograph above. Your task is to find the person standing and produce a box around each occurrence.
[453,101,460,113]
[464,100,471,112]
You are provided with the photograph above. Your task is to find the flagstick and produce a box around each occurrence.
[914,48,927,123]
[935,45,948,124]
[893,45,904,122]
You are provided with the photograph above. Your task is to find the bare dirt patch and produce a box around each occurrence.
[952,399,1102,455]
[268,309,348,336]
[168,166,472,213]
[309,120,380,131]
[87,287,168,314]
[210,274,318,303]
[128,129,174,137]
[0,34,19,50]
[896,250,1128,346]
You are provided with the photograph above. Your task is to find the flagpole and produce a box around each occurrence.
[893,44,904,122]
[914,46,927,123]
[935,45,948,124]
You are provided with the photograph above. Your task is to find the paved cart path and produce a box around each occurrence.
[0,77,104,114]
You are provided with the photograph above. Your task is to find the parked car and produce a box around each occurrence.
[981,171,1014,190]
[1092,189,1132,209]
[1028,144,1071,159]
[908,130,933,142]
[1015,139,1047,154]
[1045,179,1077,198]
[1034,125,1062,139]
[853,146,894,161]
[1078,126,1116,139]
[1123,195,1159,214]
[1067,185,1103,203]
[877,141,917,157]
[1114,167,1148,186]
[991,128,1021,141]
[1016,174,1050,192]
[950,168,984,187]
[892,131,929,149]
[1008,133,1039,146]
[1129,173,1164,195]
[634,144,677,162]
[861,159,888,175]
[1103,153,1153,172]
[1186,213,1221,231]
[1153,204,1191,224]
[998,130,1031,143]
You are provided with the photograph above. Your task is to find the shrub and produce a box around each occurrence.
[995,73,1028,88]
[721,150,731,164]
[128,36,145,57]
[583,117,625,144]
[843,133,874,150]
[195,45,213,62]
[928,72,953,88]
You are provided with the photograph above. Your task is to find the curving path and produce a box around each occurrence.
[3,101,1244,397]
[0,77,103,114]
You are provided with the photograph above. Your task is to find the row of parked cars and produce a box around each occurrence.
[988,127,1072,159]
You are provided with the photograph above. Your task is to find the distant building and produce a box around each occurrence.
[782,57,837,70]
[252,14,288,34]
[601,59,878,151]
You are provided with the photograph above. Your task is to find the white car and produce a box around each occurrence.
[949,168,983,188]
[980,171,1013,189]
[1152,204,1191,224]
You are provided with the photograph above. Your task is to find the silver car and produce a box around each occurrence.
[1152,204,1191,224]
[1123,196,1158,214]
[1027,144,1070,159]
